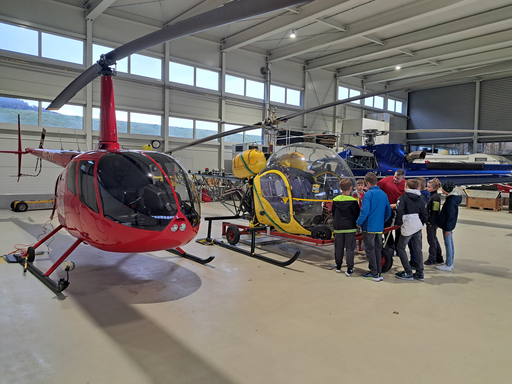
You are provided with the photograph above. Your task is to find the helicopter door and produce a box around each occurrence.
[77,160,108,241]
[62,160,82,234]
[255,171,291,226]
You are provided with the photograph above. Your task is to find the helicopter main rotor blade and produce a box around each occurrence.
[168,123,262,154]
[390,129,508,135]
[48,0,312,110]
[47,64,100,110]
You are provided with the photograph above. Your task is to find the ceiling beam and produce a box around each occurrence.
[85,0,116,21]
[364,47,512,84]
[336,29,512,78]
[268,0,473,62]
[306,4,512,71]
[221,0,356,52]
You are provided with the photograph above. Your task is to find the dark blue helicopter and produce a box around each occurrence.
[338,130,512,186]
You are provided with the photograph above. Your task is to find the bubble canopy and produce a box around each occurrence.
[257,143,357,231]
[267,142,357,198]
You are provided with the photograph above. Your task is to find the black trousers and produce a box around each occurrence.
[426,224,443,263]
[334,232,356,270]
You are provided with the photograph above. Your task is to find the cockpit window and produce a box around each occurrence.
[259,173,291,224]
[145,152,201,227]
[97,152,178,231]
[78,160,98,213]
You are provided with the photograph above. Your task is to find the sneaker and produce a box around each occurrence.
[378,273,384,281]
[413,273,424,281]
[345,269,353,277]
[409,261,419,268]
[436,264,453,271]
[335,269,342,273]
[362,272,380,281]
[436,258,445,264]
[424,260,437,266]
[395,271,414,280]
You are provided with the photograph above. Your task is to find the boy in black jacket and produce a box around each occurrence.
[436,181,462,272]
[394,179,428,281]
[424,178,444,265]
[332,178,360,276]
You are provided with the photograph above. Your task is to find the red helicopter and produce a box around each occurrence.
[1,0,312,292]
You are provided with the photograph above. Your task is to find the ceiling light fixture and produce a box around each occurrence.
[395,66,401,70]
[290,29,296,38]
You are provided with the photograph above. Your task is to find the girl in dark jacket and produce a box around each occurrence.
[436,181,463,272]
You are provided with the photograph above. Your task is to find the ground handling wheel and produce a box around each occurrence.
[311,225,332,240]
[381,247,393,273]
[226,224,241,245]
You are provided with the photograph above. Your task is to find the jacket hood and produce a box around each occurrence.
[405,189,421,201]
[447,191,463,204]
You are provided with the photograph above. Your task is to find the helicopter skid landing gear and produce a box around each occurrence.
[165,247,215,265]
[196,217,300,267]
[7,225,81,293]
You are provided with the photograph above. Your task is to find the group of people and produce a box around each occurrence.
[331,170,461,282]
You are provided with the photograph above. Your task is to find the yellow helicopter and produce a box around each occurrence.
[231,142,356,240]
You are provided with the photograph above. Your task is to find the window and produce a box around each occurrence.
[388,99,395,112]
[78,160,98,213]
[131,54,161,80]
[374,96,384,109]
[169,62,194,86]
[245,128,263,144]
[224,124,244,143]
[41,102,83,129]
[349,89,360,104]
[225,75,244,95]
[338,86,362,105]
[0,96,39,125]
[338,86,349,100]
[246,80,264,99]
[0,22,38,56]
[395,100,403,114]
[0,22,84,65]
[169,61,219,91]
[92,44,127,72]
[195,120,218,139]
[196,68,218,91]
[169,117,193,138]
[271,85,286,104]
[130,112,161,135]
[287,89,301,106]
[364,97,373,107]
[92,108,127,133]
[42,32,83,65]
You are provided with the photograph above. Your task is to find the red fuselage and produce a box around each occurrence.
[53,149,201,253]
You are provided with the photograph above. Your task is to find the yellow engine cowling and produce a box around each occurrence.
[233,149,267,179]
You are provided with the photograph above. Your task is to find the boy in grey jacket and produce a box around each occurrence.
[394,179,428,281]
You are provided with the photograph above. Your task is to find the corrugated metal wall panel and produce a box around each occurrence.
[407,83,476,144]
[478,76,512,142]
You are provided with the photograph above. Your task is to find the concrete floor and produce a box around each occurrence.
[1,202,511,384]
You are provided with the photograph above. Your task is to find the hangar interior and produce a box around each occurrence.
[1,1,512,383]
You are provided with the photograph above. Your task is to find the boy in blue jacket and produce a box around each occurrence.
[436,181,462,272]
[356,172,392,281]
[332,178,360,276]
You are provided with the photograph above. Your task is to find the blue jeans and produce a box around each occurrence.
[443,231,454,267]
